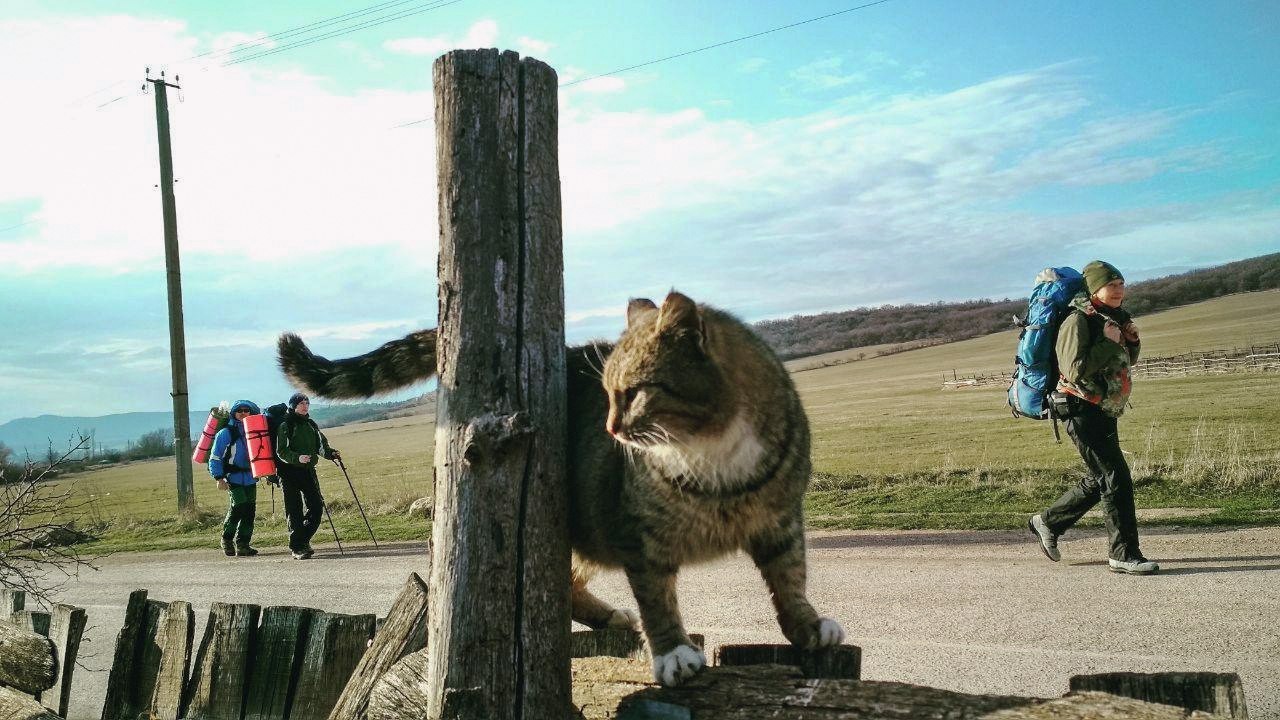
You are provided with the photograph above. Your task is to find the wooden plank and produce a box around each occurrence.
[427,47,571,720]
[148,600,194,720]
[327,573,428,720]
[571,629,646,659]
[0,621,55,694]
[99,589,149,720]
[0,588,23,616]
[184,602,261,720]
[1070,672,1249,718]
[132,599,167,717]
[0,686,60,720]
[290,612,376,720]
[11,610,50,637]
[43,603,88,718]
[365,649,428,720]
[715,643,861,680]
[244,606,314,720]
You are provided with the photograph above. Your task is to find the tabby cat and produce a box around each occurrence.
[277,291,844,685]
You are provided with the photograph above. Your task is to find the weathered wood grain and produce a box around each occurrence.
[0,686,60,720]
[244,606,314,720]
[290,611,376,720]
[10,611,49,637]
[99,589,149,720]
[0,621,55,695]
[147,600,193,720]
[183,602,261,720]
[327,573,428,720]
[715,643,861,680]
[571,629,646,660]
[428,46,570,720]
[0,589,23,616]
[1071,672,1249,718]
[43,603,88,717]
[365,649,428,720]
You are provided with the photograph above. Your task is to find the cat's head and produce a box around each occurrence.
[602,291,734,449]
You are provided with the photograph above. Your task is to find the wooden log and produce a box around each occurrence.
[428,47,570,720]
[571,656,655,720]
[365,649,428,720]
[244,606,314,720]
[571,629,646,659]
[0,622,55,695]
[148,600,194,720]
[1070,672,1249,718]
[183,602,261,720]
[0,686,61,720]
[327,573,429,720]
[43,603,88,718]
[0,588,22,616]
[613,664,1223,720]
[10,611,50,637]
[99,589,150,720]
[715,643,861,680]
[291,612,376,720]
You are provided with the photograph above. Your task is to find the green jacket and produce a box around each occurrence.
[276,411,334,468]
[1056,293,1140,417]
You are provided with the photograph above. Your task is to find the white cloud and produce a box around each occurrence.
[791,57,865,90]
[517,35,552,56]
[738,57,768,73]
[383,18,499,56]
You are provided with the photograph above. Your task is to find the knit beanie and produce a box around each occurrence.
[288,392,310,410]
[1082,260,1124,295]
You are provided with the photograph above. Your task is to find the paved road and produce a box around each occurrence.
[55,525,1280,719]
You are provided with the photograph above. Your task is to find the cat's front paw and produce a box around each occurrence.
[652,644,705,686]
[787,616,846,649]
[607,608,640,629]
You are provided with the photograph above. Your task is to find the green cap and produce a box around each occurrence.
[1082,260,1124,294]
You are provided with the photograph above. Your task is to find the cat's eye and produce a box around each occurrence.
[624,386,640,404]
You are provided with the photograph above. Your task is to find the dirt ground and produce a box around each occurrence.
[53,524,1280,719]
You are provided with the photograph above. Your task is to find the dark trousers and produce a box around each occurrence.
[222,484,257,546]
[1042,398,1143,561]
[279,464,325,551]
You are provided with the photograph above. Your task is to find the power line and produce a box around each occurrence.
[562,0,895,87]
[0,219,41,235]
[186,0,424,63]
[222,0,463,67]
[390,0,895,129]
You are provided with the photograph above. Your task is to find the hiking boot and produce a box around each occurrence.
[1109,557,1159,575]
[1028,514,1060,562]
[302,545,315,559]
[291,548,310,560]
[220,538,235,557]
[235,544,259,557]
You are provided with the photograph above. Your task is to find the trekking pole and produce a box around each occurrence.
[322,502,344,556]
[335,457,379,548]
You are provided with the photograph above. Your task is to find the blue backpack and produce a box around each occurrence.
[1007,267,1084,419]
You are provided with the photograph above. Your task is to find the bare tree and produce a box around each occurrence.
[1,435,99,604]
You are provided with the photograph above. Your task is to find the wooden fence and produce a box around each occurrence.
[99,589,377,720]
[0,588,87,718]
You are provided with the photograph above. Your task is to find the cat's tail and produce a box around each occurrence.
[277,329,439,399]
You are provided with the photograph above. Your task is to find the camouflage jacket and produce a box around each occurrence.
[1055,293,1140,417]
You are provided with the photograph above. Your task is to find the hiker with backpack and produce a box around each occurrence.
[208,399,263,557]
[1026,260,1159,575]
[275,392,340,560]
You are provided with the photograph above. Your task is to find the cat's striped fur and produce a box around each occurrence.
[278,291,844,685]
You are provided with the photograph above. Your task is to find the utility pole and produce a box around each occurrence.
[146,68,195,515]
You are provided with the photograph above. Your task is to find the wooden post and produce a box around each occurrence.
[148,600,194,720]
[428,48,570,720]
[43,603,88,718]
[1070,672,1249,719]
[290,611,376,720]
[0,622,56,695]
[100,589,151,720]
[183,602,261,720]
[328,573,429,720]
[244,606,313,720]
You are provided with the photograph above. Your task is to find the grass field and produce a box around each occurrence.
[53,290,1280,552]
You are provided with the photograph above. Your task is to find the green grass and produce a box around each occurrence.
[49,290,1280,552]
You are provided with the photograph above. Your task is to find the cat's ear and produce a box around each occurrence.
[626,298,658,329]
[657,292,704,348]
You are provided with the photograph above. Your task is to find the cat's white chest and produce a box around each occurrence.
[644,413,766,492]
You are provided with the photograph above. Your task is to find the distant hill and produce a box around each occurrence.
[0,397,428,456]
[754,252,1280,360]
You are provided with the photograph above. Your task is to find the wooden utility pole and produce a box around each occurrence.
[427,49,569,719]
[147,69,195,514]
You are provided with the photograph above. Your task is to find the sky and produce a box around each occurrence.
[0,0,1277,424]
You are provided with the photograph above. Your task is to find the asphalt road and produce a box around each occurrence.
[54,525,1280,719]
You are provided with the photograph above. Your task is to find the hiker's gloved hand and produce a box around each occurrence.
[217,479,229,491]
[326,448,341,461]
[1103,320,1123,345]
[1121,321,1140,344]
[298,454,312,464]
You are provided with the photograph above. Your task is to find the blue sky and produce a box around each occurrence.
[1,1,1277,423]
